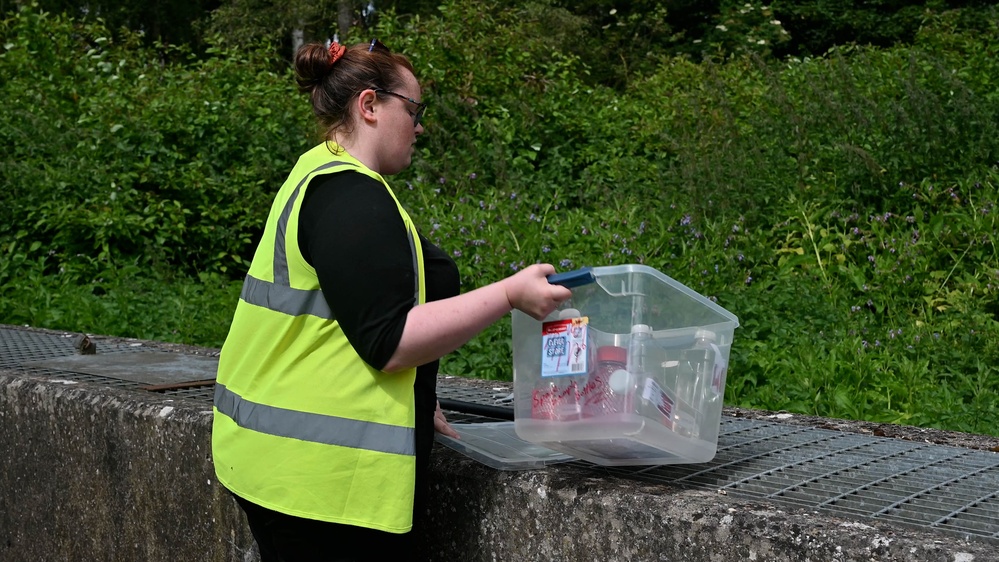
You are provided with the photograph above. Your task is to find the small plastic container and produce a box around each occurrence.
[513,264,739,466]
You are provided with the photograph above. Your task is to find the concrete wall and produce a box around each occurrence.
[2,371,997,562]
[0,374,254,561]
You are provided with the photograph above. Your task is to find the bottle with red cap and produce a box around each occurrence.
[580,344,629,417]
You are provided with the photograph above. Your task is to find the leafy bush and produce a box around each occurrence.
[0,9,312,280]
[2,3,998,435]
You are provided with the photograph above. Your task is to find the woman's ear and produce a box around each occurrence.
[356,89,379,125]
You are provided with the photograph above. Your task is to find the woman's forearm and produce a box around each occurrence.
[381,264,571,373]
[382,282,512,372]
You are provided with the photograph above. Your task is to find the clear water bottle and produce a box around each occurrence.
[694,329,725,403]
[672,329,717,434]
[628,324,653,376]
[618,324,653,415]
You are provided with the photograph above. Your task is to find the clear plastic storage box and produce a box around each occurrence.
[513,264,739,466]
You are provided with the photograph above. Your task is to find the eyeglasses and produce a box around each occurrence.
[368,38,389,53]
[373,88,427,127]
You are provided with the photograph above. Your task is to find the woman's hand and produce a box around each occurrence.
[434,401,460,439]
[503,264,573,320]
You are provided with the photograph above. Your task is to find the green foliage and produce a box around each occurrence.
[0,233,241,346]
[198,0,341,54]
[550,0,675,88]
[2,3,999,436]
[0,8,313,280]
[725,169,999,434]
[377,0,618,208]
[3,0,223,48]
[699,1,792,58]
[768,0,981,57]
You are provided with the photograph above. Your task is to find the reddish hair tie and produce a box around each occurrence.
[328,41,346,65]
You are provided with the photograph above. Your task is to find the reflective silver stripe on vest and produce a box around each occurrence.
[273,160,356,285]
[243,158,422,317]
[240,274,334,320]
[214,382,415,456]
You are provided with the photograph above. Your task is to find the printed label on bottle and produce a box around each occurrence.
[642,378,675,428]
[541,317,590,378]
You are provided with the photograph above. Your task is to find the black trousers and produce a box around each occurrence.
[233,494,420,562]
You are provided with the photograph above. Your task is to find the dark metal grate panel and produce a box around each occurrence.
[0,328,204,392]
[0,328,78,368]
[2,326,997,542]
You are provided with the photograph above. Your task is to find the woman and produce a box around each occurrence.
[211,39,571,561]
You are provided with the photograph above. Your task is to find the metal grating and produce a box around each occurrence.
[2,326,997,543]
[593,418,999,541]
[0,328,152,388]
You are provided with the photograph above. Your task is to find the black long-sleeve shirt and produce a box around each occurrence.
[297,170,459,507]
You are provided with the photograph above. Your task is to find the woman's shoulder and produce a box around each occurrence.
[305,170,395,208]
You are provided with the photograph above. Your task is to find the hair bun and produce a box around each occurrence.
[294,43,334,93]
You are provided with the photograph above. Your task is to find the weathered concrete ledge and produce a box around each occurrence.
[1,329,997,561]
[426,379,999,562]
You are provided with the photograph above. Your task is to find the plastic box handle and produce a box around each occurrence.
[547,267,596,288]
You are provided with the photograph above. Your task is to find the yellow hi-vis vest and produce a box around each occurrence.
[212,142,426,534]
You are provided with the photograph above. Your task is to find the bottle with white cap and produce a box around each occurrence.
[674,329,717,427]
[620,323,653,414]
[579,323,650,418]
[532,307,587,421]
[694,328,726,403]
[627,324,653,376]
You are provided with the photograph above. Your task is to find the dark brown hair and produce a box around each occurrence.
[294,41,417,143]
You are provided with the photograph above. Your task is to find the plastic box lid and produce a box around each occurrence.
[435,422,574,470]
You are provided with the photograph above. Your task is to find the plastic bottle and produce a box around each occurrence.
[559,308,581,320]
[532,308,586,421]
[626,323,673,425]
[583,324,652,418]
[694,329,725,403]
[601,323,652,416]
[671,329,718,435]
[580,345,628,417]
[531,377,581,421]
[628,324,653,376]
